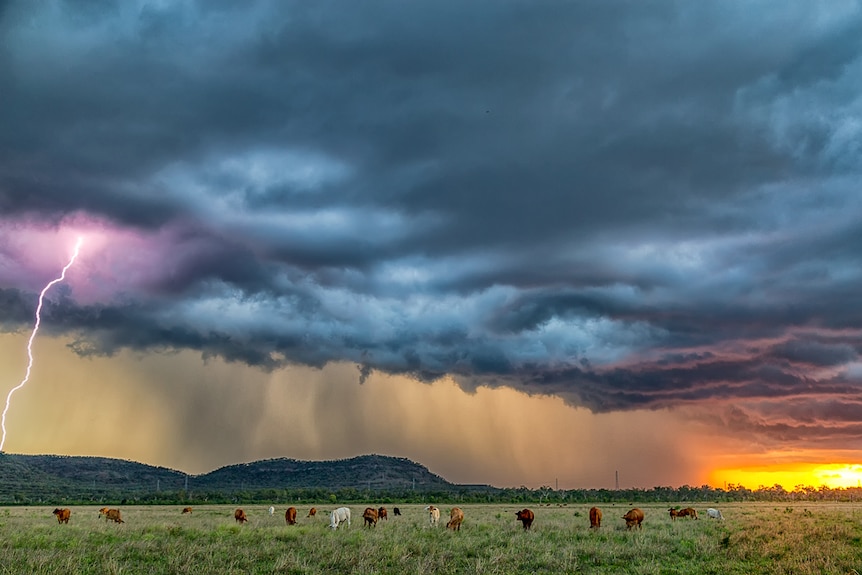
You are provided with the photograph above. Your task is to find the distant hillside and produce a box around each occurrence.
[0,454,188,502]
[0,453,466,503]
[193,454,454,491]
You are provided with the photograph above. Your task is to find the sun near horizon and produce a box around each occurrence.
[709,463,862,491]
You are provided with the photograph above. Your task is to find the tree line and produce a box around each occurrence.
[3,482,862,506]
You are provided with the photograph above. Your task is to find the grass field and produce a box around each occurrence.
[1,502,861,574]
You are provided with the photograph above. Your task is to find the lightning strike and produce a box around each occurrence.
[0,237,83,452]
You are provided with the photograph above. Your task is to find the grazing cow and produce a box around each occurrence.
[706,508,724,520]
[269,506,275,516]
[677,507,697,520]
[307,507,317,518]
[378,507,388,520]
[98,508,124,524]
[589,506,602,528]
[363,507,379,527]
[181,507,193,514]
[622,508,644,530]
[447,507,464,531]
[285,507,297,525]
[52,508,71,524]
[393,507,401,516]
[329,507,351,530]
[425,505,440,526]
[234,509,248,524]
[515,508,534,530]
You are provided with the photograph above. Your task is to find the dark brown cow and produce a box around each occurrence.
[363,507,378,527]
[393,507,401,516]
[669,507,679,520]
[52,508,71,524]
[446,507,464,531]
[678,507,698,519]
[589,506,602,528]
[285,507,297,525]
[515,508,534,530]
[622,508,644,530]
[98,508,124,524]
[234,509,248,524]
[307,507,317,518]
[181,507,193,514]
[378,507,388,520]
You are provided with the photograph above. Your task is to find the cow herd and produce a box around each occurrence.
[48,504,727,530]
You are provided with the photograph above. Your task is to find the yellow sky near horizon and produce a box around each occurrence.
[0,333,858,491]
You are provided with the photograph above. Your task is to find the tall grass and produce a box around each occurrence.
[1,503,860,574]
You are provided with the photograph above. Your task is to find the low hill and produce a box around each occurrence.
[193,454,454,491]
[0,453,467,503]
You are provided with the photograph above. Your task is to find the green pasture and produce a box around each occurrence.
[1,502,861,574]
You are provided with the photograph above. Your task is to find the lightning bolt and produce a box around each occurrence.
[0,237,83,452]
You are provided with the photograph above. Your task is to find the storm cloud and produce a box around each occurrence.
[2,0,862,450]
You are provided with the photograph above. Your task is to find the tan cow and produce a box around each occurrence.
[98,508,124,524]
[622,508,644,530]
[515,508,534,530]
[285,507,297,525]
[425,505,440,526]
[446,507,464,531]
[307,507,317,518]
[378,506,388,521]
[589,506,602,528]
[181,507,193,514]
[52,508,71,524]
[363,507,378,527]
[234,509,248,524]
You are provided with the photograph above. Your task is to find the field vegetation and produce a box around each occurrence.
[1,502,861,574]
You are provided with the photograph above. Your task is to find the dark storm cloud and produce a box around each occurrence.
[2,0,862,446]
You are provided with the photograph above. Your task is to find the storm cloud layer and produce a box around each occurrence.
[2,0,862,453]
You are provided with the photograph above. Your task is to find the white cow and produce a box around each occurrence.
[706,508,724,520]
[268,506,275,516]
[424,505,441,527]
[329,507,351,530]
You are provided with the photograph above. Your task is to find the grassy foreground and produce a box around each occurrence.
[1,502,861,574]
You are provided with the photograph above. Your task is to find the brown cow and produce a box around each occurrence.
[622,508,644,530]
[589,506,602,528]
[98,508,124,524]
[363,507,378,527]
[234,509,248,524]
[378,506,388,521]
[446,507,464,531]
[393,507,401,516]
[678,507,698,520]
[307,507,317,518]
[52,508,71,524]
[181,507,193,514]
[285,507,297,525]
[515,508,534,530]
[668,507,679,520]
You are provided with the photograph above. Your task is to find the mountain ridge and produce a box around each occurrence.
[0,452,491,502]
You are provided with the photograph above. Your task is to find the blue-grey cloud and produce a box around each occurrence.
[2,0,862,449]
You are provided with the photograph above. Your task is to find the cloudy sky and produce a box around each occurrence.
[2,0,862,489]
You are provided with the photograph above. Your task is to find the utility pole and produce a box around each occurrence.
[615,471,619,490]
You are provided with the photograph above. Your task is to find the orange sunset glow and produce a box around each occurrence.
[710,463,862,491]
